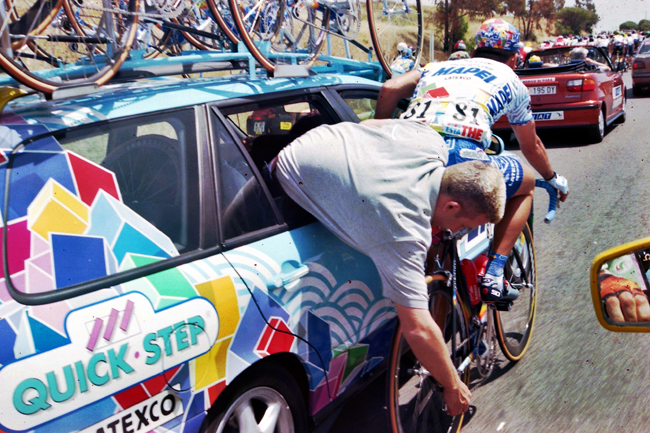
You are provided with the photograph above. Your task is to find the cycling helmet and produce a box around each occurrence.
[397,42,408,54]
[453,40,467,51]
[449,51,470,60]
[475,18,521,52]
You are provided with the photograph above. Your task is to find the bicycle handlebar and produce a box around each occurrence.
[535,179,558,223]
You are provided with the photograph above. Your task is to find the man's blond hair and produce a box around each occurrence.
[440,160,506,223]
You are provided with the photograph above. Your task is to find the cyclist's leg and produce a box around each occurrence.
[488,158,535,259]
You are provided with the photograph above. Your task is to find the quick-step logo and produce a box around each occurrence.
[0,292,218,431]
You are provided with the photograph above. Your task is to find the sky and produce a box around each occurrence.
[574,0,650,31]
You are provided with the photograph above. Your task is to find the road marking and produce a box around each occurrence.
[497,422,506,431]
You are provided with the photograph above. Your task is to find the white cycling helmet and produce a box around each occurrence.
[397,42,408,54]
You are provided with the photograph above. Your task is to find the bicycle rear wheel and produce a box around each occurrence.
[228,0,329,72]
[494,222,537,362]
[366,0,422,78]
[0,0,139,94]
[387,282,469,433]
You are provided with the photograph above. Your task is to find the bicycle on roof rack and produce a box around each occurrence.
[388,180,557,433]
[0,0,241,94]
[227,0,422,76]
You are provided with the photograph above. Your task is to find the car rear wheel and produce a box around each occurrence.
[587,108,605,143]
[202,365,308,433]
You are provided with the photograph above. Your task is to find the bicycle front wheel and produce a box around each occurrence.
[366,0,422,78]
[387,282,469,433]
[494,222,537,362]
[228,0,329,72]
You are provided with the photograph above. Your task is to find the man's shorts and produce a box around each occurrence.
[444,136,523,199]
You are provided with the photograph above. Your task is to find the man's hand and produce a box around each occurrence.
[601,274,650,322]
[394,304,472,416]
[443,377,472,416]
[545,172,569,202]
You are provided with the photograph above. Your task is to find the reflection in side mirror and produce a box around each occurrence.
[591,238,650,332]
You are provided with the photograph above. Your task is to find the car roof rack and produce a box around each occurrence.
[0,44,385,100]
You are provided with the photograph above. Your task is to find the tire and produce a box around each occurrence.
[366,0,422,79]
[0,0,139,94]
[494,222,537,362]
[387,281,470,433]
[228,0,329,72]
[586,108,605,143]
[202,365,308,433]
[633,84,642,97]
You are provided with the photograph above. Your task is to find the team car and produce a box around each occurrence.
[0,67,398,433]
[632,39,650,96]
[493,45,626,144]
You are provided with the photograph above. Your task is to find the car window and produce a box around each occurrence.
[211,110,280,240]
[640,43,650,54]
[338,90,378,120]
[587,48,609,66]
[66,109,200,253]
[5,109,200,295]
[218,95,340,227]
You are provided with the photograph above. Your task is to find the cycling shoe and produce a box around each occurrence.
[480,275,519,302]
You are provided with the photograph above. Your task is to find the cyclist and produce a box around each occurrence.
[374,18,569,302]
[390,42,416,75]
[274,120,507,416]
[449,39,470,61]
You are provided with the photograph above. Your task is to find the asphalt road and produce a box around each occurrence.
[329,72,650,433]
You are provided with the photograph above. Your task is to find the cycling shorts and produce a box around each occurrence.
[613,44,623,55]
[444,136,523,199]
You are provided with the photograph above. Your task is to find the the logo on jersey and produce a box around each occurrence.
[486,82,514,118]
[425,87,450,98]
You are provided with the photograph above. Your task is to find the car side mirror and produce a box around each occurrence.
[591,237,650,332]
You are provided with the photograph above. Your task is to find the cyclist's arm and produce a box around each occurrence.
[394,303,471,416]
[510,120,564,188]
[375,70,421,119]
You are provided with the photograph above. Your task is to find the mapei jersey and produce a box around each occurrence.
[400,58,533,149]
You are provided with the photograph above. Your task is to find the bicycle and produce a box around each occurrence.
[387,179,557,433]
[0,0,140,93]
[0,0,238,94]
[227,0,421,75]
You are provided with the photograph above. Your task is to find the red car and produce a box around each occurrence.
[493,46,626,143]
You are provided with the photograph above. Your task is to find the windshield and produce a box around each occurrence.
[640,43,650,54]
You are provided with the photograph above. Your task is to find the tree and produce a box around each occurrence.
[556,7,599,34]
[506,0,564,40]
[433,0,506,52]
[620,21,638,30]
[639,19,650,32]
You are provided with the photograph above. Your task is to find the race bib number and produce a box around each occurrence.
[402,100,489,144]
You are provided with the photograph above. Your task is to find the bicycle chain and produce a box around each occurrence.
[72,0,184,20]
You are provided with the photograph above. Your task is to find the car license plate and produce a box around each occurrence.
[529,86,557,95]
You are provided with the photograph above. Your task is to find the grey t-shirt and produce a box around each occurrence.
[275,120,447,309]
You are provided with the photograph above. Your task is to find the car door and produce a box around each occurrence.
[210,93,397,416]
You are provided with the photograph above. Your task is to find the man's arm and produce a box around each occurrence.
[394,303,471,416]
[374,69,422,119]
[511,121,568,201]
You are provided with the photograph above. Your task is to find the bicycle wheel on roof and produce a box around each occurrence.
[0,0,139,94]
[228,0,329,72]
[366,0,422,78]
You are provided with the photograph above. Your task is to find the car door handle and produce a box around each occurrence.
[269,264,310,292]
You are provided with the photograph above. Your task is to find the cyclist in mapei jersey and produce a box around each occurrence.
[373,18,569,302]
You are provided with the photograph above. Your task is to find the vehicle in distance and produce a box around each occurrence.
[632,39,650,96]
[492,45,626,144]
